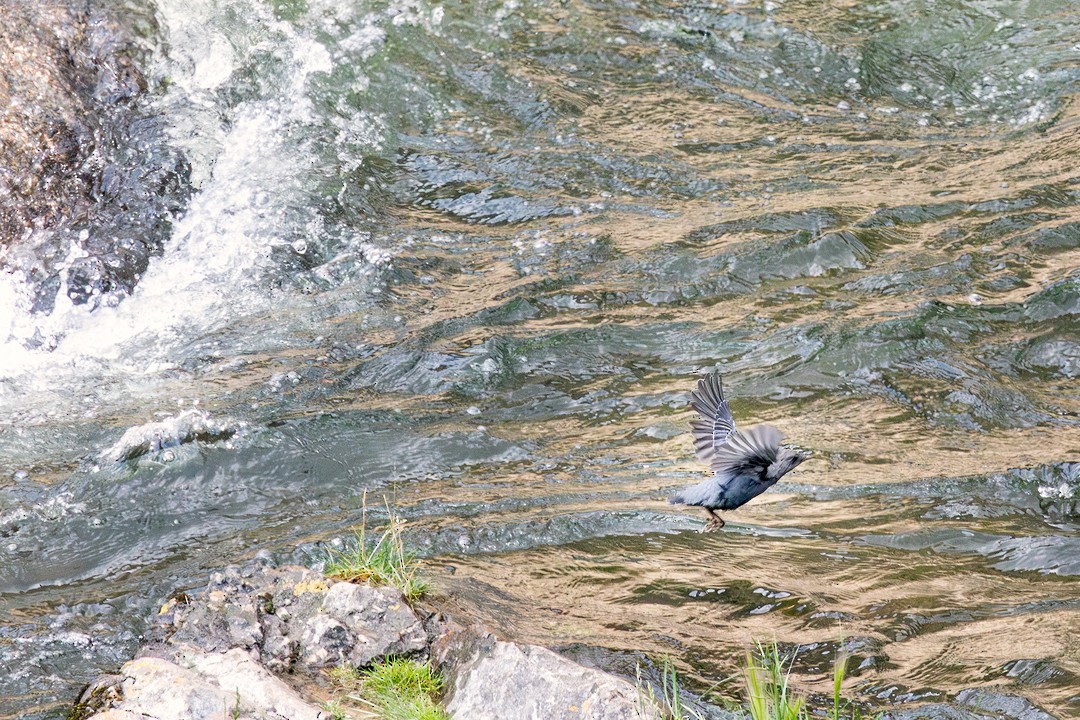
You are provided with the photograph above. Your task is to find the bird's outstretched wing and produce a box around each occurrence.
[690,370,736,465]
[711,424,784,475]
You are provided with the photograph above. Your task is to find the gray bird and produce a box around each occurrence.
[669,370,810,532]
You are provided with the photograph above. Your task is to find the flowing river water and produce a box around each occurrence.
[2,1,1080,717]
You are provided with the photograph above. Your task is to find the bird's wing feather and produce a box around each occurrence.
[710,424,783,474]
[690,371,736,464]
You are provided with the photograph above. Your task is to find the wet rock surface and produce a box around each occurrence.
[0,0,189,316]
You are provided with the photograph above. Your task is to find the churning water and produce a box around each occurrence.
[2,0,1080,717]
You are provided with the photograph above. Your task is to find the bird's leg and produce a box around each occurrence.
[700,508,726,533]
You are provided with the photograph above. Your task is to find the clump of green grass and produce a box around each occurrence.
[330,658,448,720]
[321,699,348,720]
[361,658,444,701]
[744,641,876,720]
[324,497,429,601]
[744,642,806,720]
[635,656,706,720]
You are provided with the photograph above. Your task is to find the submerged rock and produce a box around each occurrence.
[100,410,240,463]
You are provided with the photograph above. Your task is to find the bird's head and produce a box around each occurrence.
[770,445,811,479]
[791,446,813,465]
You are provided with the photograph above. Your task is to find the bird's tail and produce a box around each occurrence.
[668,493,684,505]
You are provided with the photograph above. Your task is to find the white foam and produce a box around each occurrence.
[0,0,396,405]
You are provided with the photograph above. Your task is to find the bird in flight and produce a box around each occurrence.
[669,370,810,532]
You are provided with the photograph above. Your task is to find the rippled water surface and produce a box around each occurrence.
[2,1,1080,718]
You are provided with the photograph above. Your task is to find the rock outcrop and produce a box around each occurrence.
[71,561,657,720]
[154,564,428,673]
[68,559,1059,720]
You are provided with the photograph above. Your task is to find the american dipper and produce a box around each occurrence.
[669,370,810,532]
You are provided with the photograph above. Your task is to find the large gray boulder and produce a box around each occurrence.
[295,581,430,668]
[434,624,657,720]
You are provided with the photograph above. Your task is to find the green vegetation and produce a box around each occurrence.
[636,641,874,720]
[355,658,447,720]
[328,658,448,720]
[635,657,706,720]
[744,642,805,720]
[744,641,875,720]
[325,498,429,601]
[225,688,245,720]
[321,699,348,720]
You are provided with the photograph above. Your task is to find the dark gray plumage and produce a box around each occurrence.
[669,370,809,532]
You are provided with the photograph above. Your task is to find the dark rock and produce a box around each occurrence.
[954,688,1058,720]
[0,0,191,316]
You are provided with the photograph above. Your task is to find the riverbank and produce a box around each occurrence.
[68,559,676,720]
[66,553,1064,720]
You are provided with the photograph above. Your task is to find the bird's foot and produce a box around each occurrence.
[700,514,726,533]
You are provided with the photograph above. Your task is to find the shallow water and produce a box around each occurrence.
[2,0,1080,717]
